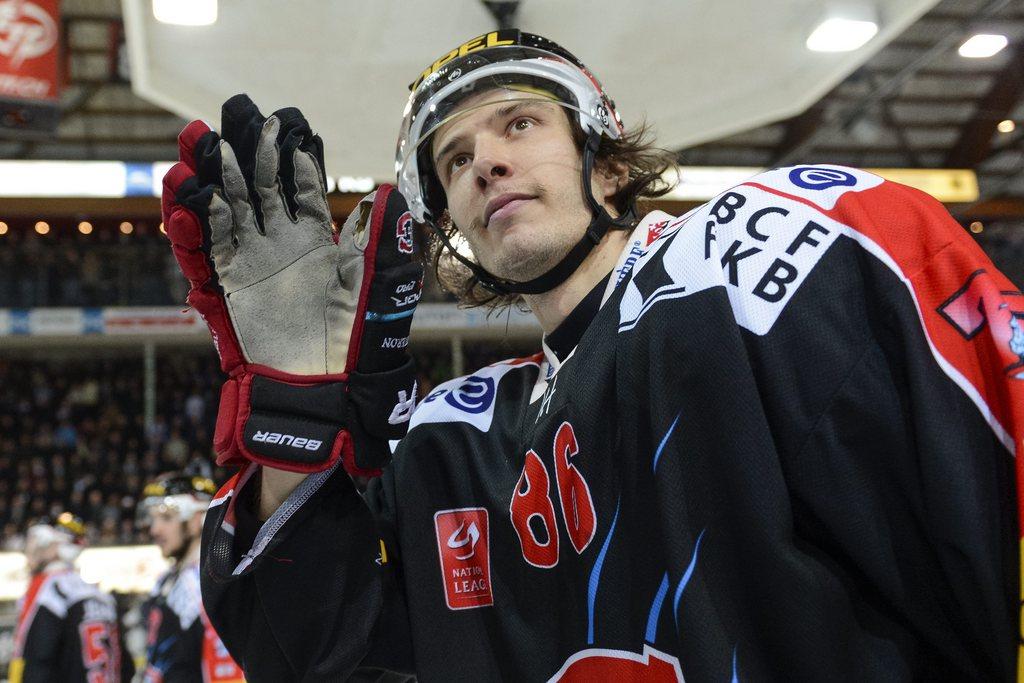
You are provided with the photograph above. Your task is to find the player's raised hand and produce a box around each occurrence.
[161,94,422,476]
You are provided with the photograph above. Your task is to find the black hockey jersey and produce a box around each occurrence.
[141,561,244,683]
[201,165,1024,681]
[9,564,130,683]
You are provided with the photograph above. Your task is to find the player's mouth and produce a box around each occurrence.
[484,193,536,228]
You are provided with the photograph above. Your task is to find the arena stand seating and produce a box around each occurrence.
[0,352,227,547]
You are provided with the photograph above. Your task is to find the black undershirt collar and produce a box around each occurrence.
[543,271,612,363]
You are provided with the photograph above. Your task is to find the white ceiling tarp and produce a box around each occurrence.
[122,0,940,180]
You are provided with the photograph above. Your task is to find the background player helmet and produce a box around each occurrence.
[26,512,87,564]
[138,472,216,525]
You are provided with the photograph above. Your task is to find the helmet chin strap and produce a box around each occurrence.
[431,130,636,296]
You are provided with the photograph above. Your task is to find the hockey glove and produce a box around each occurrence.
[162,94,422,477]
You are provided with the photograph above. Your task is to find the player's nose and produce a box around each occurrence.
[472,136,513,189]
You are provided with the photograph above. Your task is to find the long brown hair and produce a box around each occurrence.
[427,116,678,310]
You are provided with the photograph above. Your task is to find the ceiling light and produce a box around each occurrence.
[152,0,217,26]
[119,221,134,234]
[0,222,7,235]
[78,221,93,235]
[969,221,984,233]
[958,34,1008,58]
[34,221,49,235]
[997,119,1016,133]
[807,18,878,52]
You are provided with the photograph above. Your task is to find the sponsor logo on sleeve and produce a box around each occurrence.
[787,166,858,191]
[937,269,1024,380]
[434,508,493,610]
[645,219,671,246]
[411,357,540,433]
[438,375,495,414]
[747,164,884,210]
[614,240,646,287]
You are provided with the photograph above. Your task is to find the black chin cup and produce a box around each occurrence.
[431,130,635,296]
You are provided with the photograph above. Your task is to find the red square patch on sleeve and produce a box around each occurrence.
[433,507,493,610]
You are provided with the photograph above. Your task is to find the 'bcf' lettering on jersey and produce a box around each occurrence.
[619,180,851,335]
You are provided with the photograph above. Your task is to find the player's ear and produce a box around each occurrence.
[592,158,629,207]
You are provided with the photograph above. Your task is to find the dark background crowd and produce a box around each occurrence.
[0,221,459,309]
[0,353,225,547]
[0,224,183,309]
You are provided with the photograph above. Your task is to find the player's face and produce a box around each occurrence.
[148,509,186,558]
[431,90,619,283]
[23,534,56,574]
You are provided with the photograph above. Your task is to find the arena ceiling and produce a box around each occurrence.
[1,0,1023,216]
[119,0,939,181]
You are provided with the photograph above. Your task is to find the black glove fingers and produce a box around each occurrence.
[221,94,270,234]
[220,94,266,181]
[193,128,224,188]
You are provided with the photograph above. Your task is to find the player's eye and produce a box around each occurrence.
[509,117,535,133]
[449,153,471,177]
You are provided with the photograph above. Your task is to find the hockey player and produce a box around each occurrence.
[138,473,244,683]
[8,513,130,682]
[162,30,1023,681]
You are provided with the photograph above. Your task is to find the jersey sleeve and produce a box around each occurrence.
[17,606,61,683]
[830,176,1023,676]
[660,166,1021,678]
[200,461,414,681]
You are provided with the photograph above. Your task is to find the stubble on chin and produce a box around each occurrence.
[470,185,585,281]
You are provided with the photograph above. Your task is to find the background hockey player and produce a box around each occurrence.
[8,512,131,683]
[138,473,244,683]
[161,30,1023,681]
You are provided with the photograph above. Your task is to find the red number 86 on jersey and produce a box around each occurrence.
[509,421,597,567]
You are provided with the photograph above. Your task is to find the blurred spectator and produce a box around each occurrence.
[0,353,230,545]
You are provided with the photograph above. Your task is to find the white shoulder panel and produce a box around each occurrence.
[37,571,113,620]
[410,356,541,433]
[619,166,881,336]
[165,564,203,630]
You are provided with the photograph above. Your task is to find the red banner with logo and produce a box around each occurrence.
[0,0,62,133]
